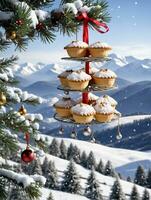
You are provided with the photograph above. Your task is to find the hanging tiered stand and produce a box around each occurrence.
[53,12,122,141]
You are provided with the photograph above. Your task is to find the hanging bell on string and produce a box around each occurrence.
[83,126,92,136]
[18,105,27,115]
[90,137,96,143]
[116,131,123,140]
[116,116,122,140]
[0,92,7,106]
[70,127,77,139]
[59,125,64,135]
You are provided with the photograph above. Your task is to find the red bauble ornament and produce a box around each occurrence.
[16,19,23,25]
[36,22,44,31]
[21,148,35,163]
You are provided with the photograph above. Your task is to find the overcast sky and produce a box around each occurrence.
[3,0,151,64]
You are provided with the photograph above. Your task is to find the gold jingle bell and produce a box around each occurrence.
[6,31,17,40]
[18,105,27,115]
[0,92,6,106]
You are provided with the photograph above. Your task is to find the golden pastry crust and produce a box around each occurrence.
[65,47,88,58]
[93,77,116,88]
[95,113,114,122]
[72,113,94,124]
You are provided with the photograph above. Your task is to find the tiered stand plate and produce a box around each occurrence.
[54,113,120,125]
[54,56,121,125]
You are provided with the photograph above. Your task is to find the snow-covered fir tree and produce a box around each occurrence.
[67,143,75,160]
[134,165,146,187]
[104,161,116,177]
[147,169,151,189]
[142,189,150,200]
[85,170,103,200]
[72,145,81,164]
[127,176,132,182]
[45,160,58,189]
[96,159,104,174]
[47,191,54,200]
[61,160,81,194]
[87,151,96,170]
[109,179,126,200]
[49,138,60,157]
[80,151,88,168]
[32,159,43,175]
[8,185,28,200]
[59,140,67,160]
[42,156,49,177]
[130,185,140,200]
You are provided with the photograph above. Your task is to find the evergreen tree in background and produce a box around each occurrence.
[32,159,42,175]
[8,185,28,200]
[67,143,75,160]
[85,170,103,200]
[127,176,132,182]
[45,161,58,189]
[49,138,60,157]
[130,185,140,200]
[59,140,67,160]
[96,159,104,174]
[72,145,81,164]
[80,151,88,168]
[87,151,96,170]
[134,165,146,187]
[104,161,115,177]
[147,169,151,189]
[61,160,81,194]
[109,179,126,200]
[142,189,150,200]
[42,156,49,177]
[47,191,54,200]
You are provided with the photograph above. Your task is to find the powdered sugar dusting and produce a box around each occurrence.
[71,103,96,115]
[90,42,111,48]
[65,41,88,48]
[97,95,117,106]
[54,97,76,108]
[67,71,91,81]
[94,69,117,78]
[94,102,114,114]
[58,70,73,78]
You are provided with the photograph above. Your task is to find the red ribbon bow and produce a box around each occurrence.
[76,12,109,44]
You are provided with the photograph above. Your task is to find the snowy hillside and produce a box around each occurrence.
[40,135,151,178]
[19,136,151,199]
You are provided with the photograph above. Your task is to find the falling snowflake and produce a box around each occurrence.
[117,5,121,9]
[134,1,138,5]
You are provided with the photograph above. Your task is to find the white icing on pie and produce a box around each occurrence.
[94,69,117,78]
[67,71,92,81]
[65,41,88,48]
[94,102,114,114]
[54,97,76,108]
[97,95,117,106]
[89,41,111,48]
[71,103,96,116]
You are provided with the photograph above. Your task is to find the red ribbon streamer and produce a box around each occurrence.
[76,12,109,44]
[25,132,30,147]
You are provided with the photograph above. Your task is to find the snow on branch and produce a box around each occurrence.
[1,0,50,28]
[0,168,35,188]
[6,87,44,104]
[0,168,46,188]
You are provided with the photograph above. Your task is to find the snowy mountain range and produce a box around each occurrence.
[13,53,151,85]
